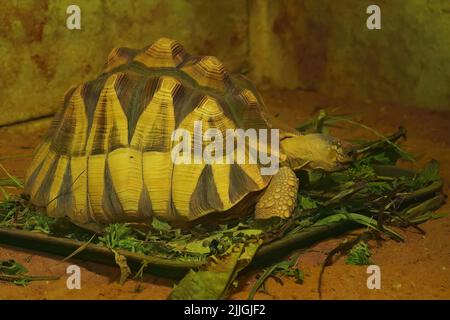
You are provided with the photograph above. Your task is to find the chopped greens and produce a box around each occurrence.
[346,241,373,265]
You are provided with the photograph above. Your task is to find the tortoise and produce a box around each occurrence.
[24,38,354,231]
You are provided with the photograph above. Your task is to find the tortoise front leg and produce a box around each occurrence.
[255,167,299,220]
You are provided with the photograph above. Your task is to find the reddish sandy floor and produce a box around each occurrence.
[0,89,449,300]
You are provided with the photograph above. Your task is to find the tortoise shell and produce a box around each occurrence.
[24,38,276,227]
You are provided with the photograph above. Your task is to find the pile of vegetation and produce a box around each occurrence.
[0,112,446,299]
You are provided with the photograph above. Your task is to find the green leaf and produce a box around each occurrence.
[416,160,441,186]
[308,170,325,186]
[99,223,133,249]
[431,212,449,219]
[314,212,404,241]
[62,233,97,261]
[346,241,373,265]
[112,249,131,285]
[298,195,318,210]
[151,216,172,231]
[364,181,393,195]
[168,240,262,300]
[23,214,55,234]
[372,152,392,164]
[0,260,28,275]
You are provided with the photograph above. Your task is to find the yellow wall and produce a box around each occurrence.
[0,0,248,125]
[249,0,450,110]
[1,0,449,126]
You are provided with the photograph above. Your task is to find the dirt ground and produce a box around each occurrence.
[0,89,449,300]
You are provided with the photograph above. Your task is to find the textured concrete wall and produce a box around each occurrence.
[1,0,449,126]
[248,0,450,110]
[0,0,248,125]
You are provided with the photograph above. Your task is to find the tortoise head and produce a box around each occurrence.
[280,133,355,172]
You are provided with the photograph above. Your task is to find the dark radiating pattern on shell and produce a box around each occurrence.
[82,76,109,135]
[54,160,73,218]
[126,76,159,142]
[228,163,260,204]
[49,88,86,156]
[45,86,77,143]
[189,165,224,216]
[114,72,143,119]
[172,88,206,128]
[137,186,153,218]
[24,155,45,200]
[88,92,109,155]
[32,156,58,207]
[102,161,124,221]
[25,38,273,225]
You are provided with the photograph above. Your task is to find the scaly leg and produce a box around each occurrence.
[255,167,299,220]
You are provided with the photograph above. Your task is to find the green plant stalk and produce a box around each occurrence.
[0,163,23,188]
[343,119,414,161]
[253,221,351,267]
[372,165,416,178]
[0,179,23,187]
[402,194,446,221]
[398,181,444,204]
[356,127,406,154]
[247,264,278,300]
[0,274,60,282]
[0,219,353,278]
[0,227,203,279]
